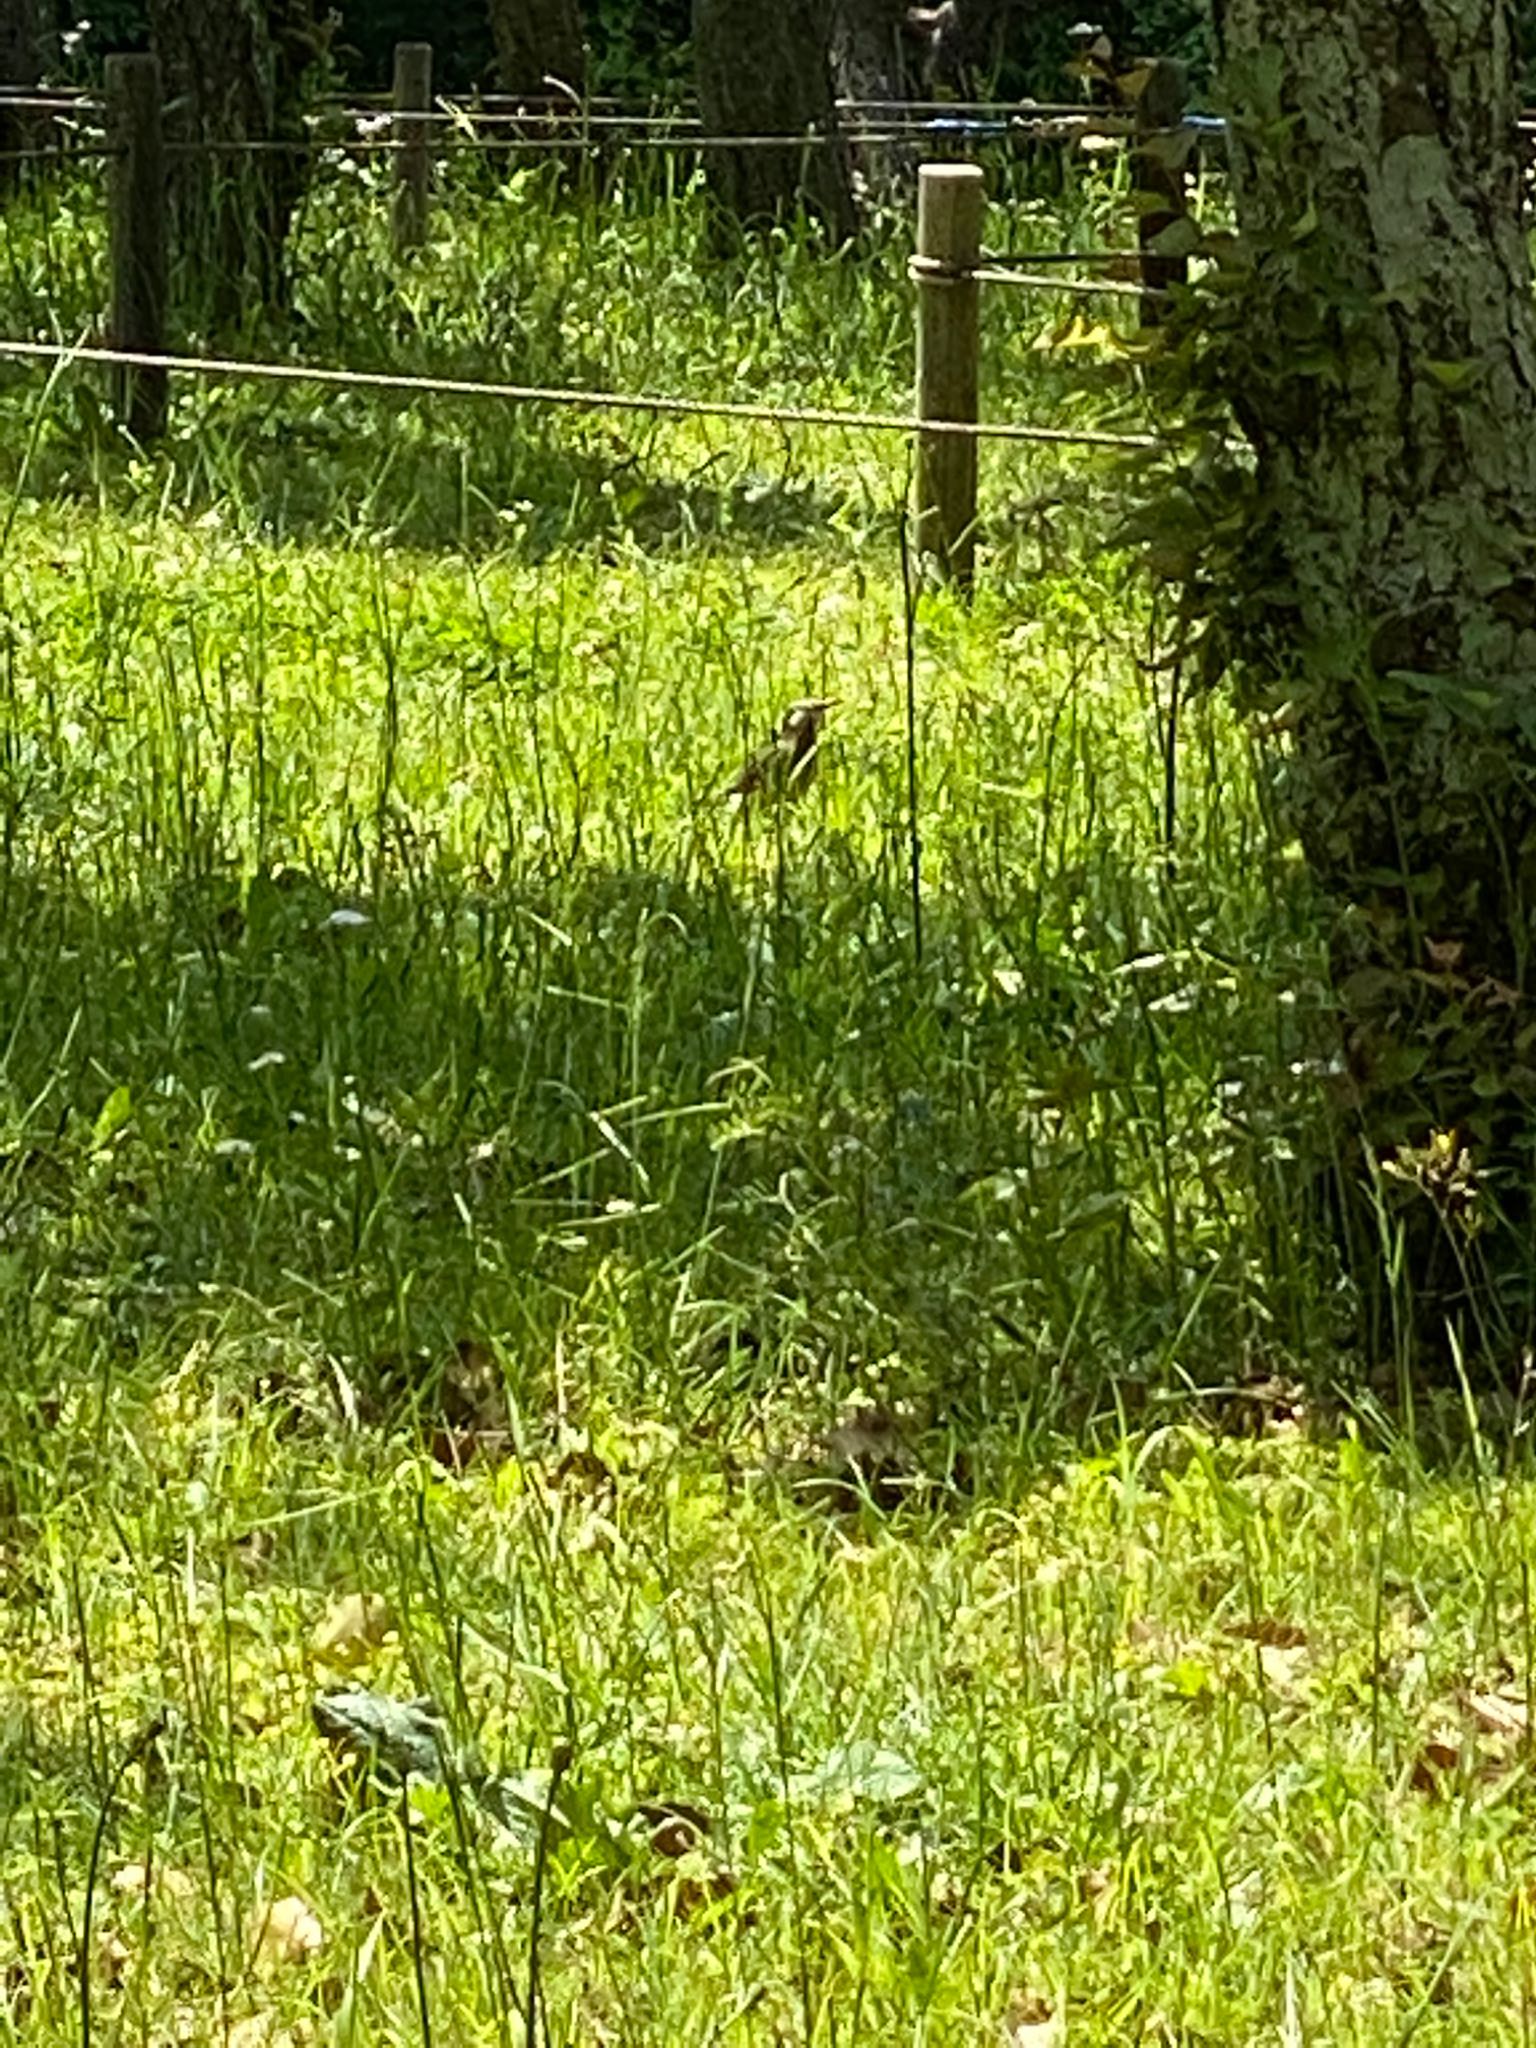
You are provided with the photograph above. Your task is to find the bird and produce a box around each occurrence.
[726,697,837,809]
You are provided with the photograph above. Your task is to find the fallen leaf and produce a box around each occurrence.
[311,1592,394,1669]
[551,1443,614,1494]
[1224,1619,1308,1649]
[1258,1642,1311,1695]
[1465,1689,1528,1741]
[1410,1735,1461,1794]
[635,1800,713,1858]
[441,1337,507,1432]
[1001,1990,1063,2045]
[1080,1864,1116,1931]
[228,2018,309,2048]
[110,1861,196,1902]
[251,1895,325,1968]
[94,1931,131,1989]
[672,1865,738,1920]
[430,1426,511,1472]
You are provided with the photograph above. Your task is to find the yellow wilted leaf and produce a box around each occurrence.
[311,1592,394,1669]
[250,1894,325,1968]
[1033,315,1121,353]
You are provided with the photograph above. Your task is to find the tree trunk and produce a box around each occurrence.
[145,0,328,325]
[828,0,921,191]
[693,0,858,237]
[486,0,587,99]
[1210,0,1536,1362]
[0,0,59,184]
[908,0,1016,93]
[830,0,914,106]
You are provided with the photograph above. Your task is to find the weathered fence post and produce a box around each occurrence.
[914,161,984,588]
[106,52,166,441]
[392,41,433,255]
[1133,57,1189,329]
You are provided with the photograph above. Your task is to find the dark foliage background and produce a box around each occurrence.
[24,3,1536,106]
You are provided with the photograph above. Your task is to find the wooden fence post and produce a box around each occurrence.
[914,161,984,589]
[392,41,433,255]
[106,52,166,441]
[1133,57,1189,329]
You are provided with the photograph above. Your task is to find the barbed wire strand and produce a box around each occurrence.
[0,336,1160,449]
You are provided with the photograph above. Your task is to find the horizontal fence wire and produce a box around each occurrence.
[0,121,1149,171]
[0,93,100,113]
[321,104,1120,133]
[971,267,1157,297]
[0,336,1160,449]
[980,248,1145,267]
[158,131,950,159]
[8,81,1536,126]
[0,143,117,165]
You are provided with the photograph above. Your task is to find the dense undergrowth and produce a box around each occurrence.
[0,141,1519,2048]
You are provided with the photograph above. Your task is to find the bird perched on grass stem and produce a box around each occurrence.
[727,697,836,811]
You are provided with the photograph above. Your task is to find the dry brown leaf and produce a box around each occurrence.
[1258,1642,1310,1694]
[110,1861,196,1902]
[1410,1735,1461,1794]
[671,1866,738,1920]
[1224,1619,1308,1650]
[552,1443,614,1494]
[441,1337,507,1431]
[95,1931,131,1989]
[1465,1689,1529,1742]
[636,1800,713,1858]
[1001,1990,1064,2045]
[228,2018,309,2048]
[1080,1864,1117,1931]
[250,1895,325,1968]
[310,1592,394,1669]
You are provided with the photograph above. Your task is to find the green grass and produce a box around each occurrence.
[0,140,1510,2047]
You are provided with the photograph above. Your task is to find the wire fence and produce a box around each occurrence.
[0,336,1161,452]
[0,123,1147,167]
[0,66,1179,501]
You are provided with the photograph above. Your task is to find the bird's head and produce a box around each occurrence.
[779,696,838,740]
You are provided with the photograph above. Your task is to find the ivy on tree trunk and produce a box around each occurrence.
[1207,0,1536,1361]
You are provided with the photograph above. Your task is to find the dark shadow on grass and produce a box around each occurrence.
[0,824,1304,1459]
[0,382,861,557]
